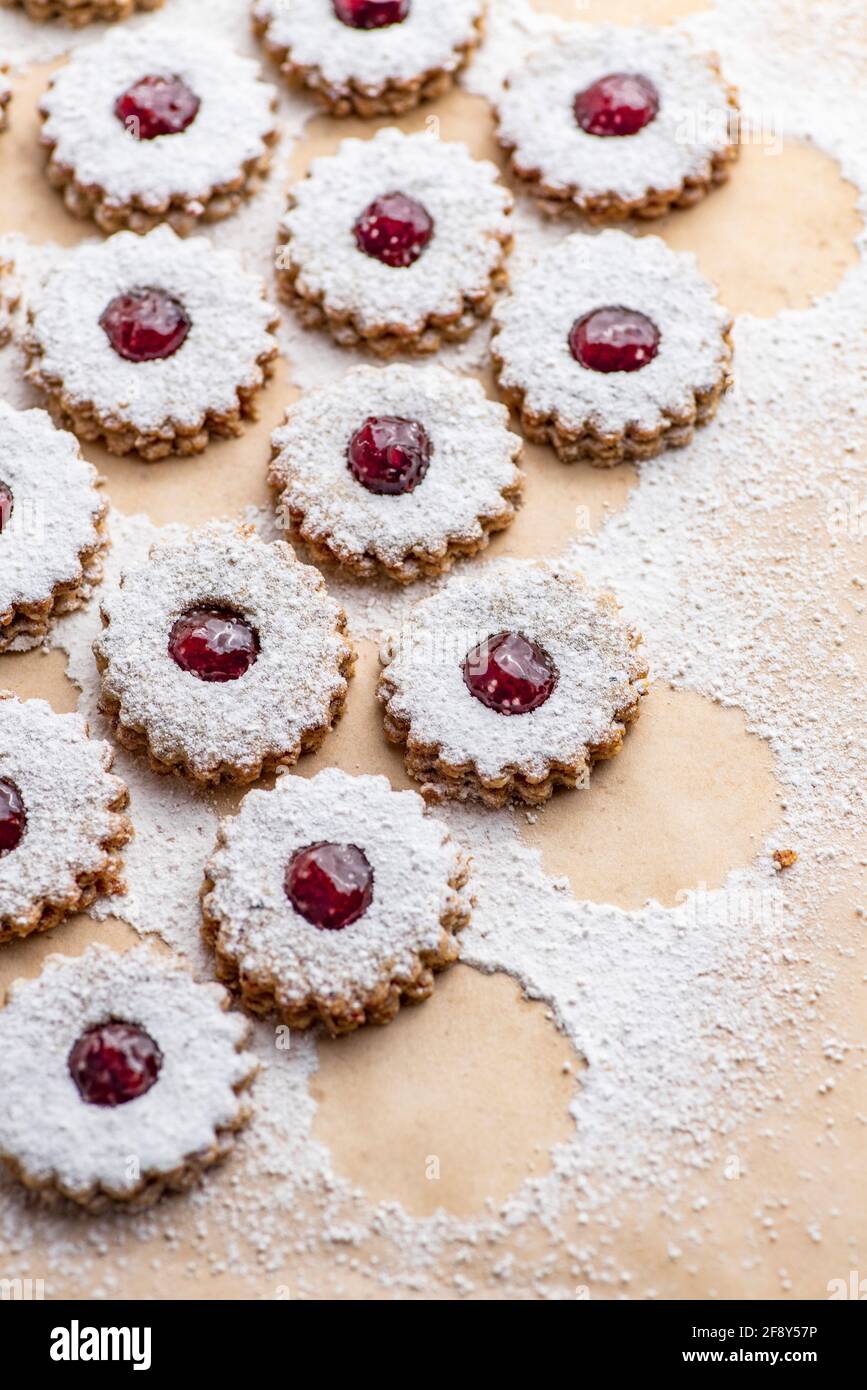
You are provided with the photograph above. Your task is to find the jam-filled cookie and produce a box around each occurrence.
[277,127,512,357]
[253,0,485,117]
[202,767,471,1034]
[0,944,256,1209]
[23,225,279,460]
[0,404,108,652]
[269,363,523,582]
[377,561,648,807]
[39,25,279,235]
[94,524,354,785]
[491,229,732,465]
[0,694,131,943]
[495,26,738,221]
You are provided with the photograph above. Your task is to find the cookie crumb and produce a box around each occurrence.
[773,849,798,870]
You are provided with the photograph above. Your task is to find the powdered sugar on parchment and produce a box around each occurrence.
[0,0,864,1302]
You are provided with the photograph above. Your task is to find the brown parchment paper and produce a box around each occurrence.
[0,0,864,1300]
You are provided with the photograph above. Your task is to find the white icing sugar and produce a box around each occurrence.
[492,229,731,436]
[280,127,512,333]
[495,25,734,205]
[254,0,483,91]
[40,23,278,208]
[0,694,127,928]
[25,224,278,433]
[204,766,469,1011]
[95,522,352,779]
[269,363,522,574]
[0,943,255,1198]
[0,402,105,612]
[379,559,646,781]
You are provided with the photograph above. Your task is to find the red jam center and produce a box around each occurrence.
[569,306,660,373]
[69,1021,163,1107]
[347,416,431,495]
[0,778,26,855]
[168,607,259,683]
[0,482,13,533]
[333,0,409,29]
[353,191,434,268]
[285,841,374,931]
[573,72,660,138]
[100,288,191,363]
[462,631,558,715]
[114,73,201,140]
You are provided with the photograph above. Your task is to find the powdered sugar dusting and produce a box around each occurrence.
[270,363,522,576]
[0,403,105,612]
[40,23,278,209]
[495,25,733,205]
[95,522,351,780]
[280,127,511,333]
[0,943,255,1200]
[204,766,469,1013]
[255,0,483,91]
[26,225,277,433]
[492,229,731,435]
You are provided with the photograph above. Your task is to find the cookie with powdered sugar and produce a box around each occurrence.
[495,26,739,221]
[202,767,471,1034]
[0,0,162,23]
[269,363,523,583]
[23,224,279,461]
[39,25,279,235]
[0,694,131,943]
[0,404,108,652]
[277,127,512,357]
[94,524,354,785]
[253,0,485,117]
[491,230,732,466]
[377,561,648,807]
[0,944,256,1210]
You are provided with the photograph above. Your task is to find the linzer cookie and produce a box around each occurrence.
[0,944,256,1209]
[94,524,354,785]
[253,0,485,117]
[377,561,647,807]
[0,0,163,23]
[491,230,733,466]
[39,26,279,235]
[0,694,131,944]
[276,127,512,357]
[495,26,738,221]
[202,767,471,1035]
[0,404,108,652]
[268,363,523,583]
[23,225,279,460]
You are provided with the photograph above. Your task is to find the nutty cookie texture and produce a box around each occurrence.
[39,25,279,235]
[0,944,256,1210]
[491,230,733,466]
[94,524,354,786]
[277,127,512,357]
[0,694,131,945]
[495,26,739,221]
[24,224,279,461]
[202,767,471,1035]
[269,363,523,583]
[0,403,108,653]
[377,561,648,807]
[0,0,164,24]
